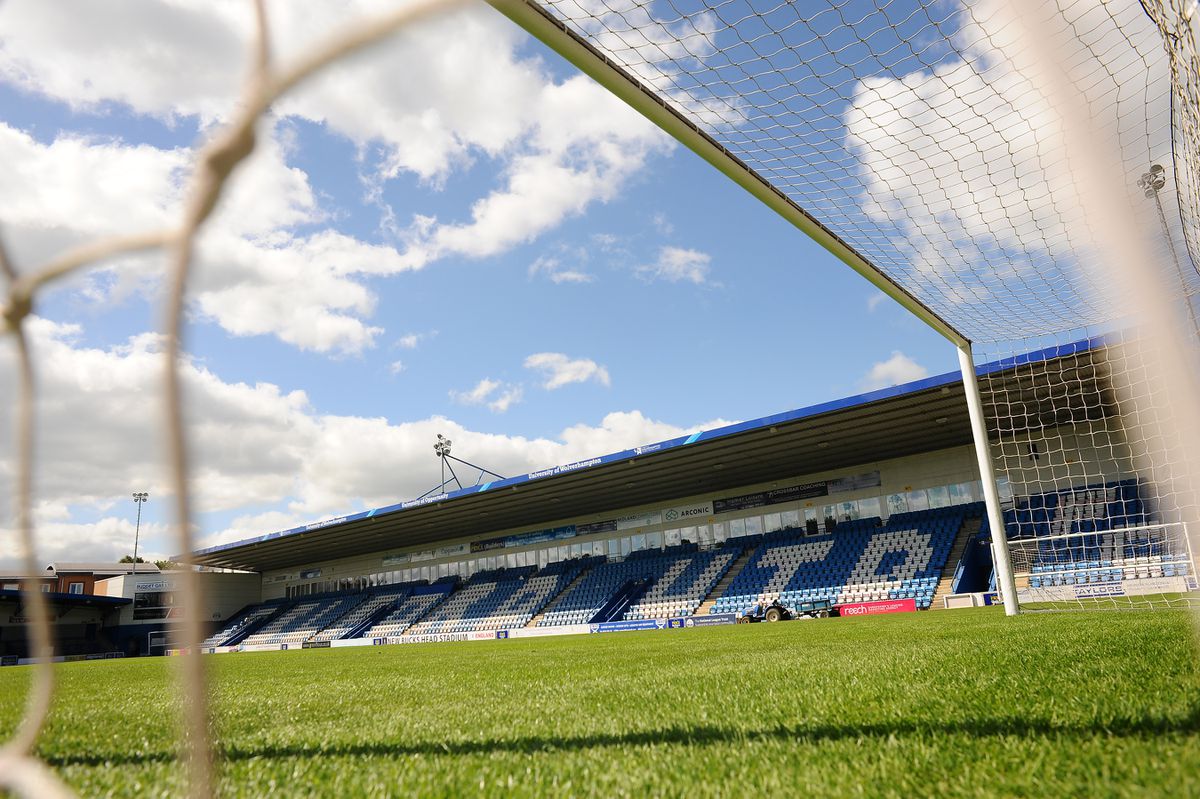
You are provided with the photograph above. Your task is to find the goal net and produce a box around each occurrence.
[1008,522,1196,607]
[490,0,1200,612]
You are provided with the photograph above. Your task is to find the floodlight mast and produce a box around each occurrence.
[485,0,1020,615]
[131,492,149,575]
[1137,164,1200,336]
[417,434,507,500]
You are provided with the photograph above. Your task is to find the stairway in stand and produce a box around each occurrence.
[695,546,754,616]
[525,567,593,628]
[930,515,982,610]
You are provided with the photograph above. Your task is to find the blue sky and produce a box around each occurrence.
[12,0,1145,570]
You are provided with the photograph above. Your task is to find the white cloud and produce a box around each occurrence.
[487,386,524,414]
[450,378,502,407]
[0,0,671,353]
[388,360,405,375]
[524,353,611,390]
[395,331,435,350]
[860,351,929,391]
[391,73,669,268]
[0,121,407,354]
[529,255,594,284]
[637,246,712,285]
[867,292,887,313]
[0,319,728,569]
[843,0,1169,334]
[449,378,524,413]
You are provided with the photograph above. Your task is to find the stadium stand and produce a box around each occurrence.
[197,492,1185,647]
[1006,480,1151,540]
[710,504,977,614]
[361,588,451,639]
[538,544,722,626]
[407,561,592,634]
[997,480,1191,589]
[241,593,366,647]
[623,546,739,620]
[308,584,417,642]
[199,600,288,648]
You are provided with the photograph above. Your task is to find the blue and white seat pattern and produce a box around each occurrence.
[308,586,411,642]
[407,563,586,634]
[242,593,366,646]
[711,508,964,614]
[538,548,705,627]
[363,592,447,639]
[199,602,281,648]
[624,548,738,620]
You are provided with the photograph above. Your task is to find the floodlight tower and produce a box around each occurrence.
[131,492,149,574]
[416,434,507,500]
[434,434,452,495]
[1137,164,1199,336]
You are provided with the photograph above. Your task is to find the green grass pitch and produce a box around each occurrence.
[2,608,1198,797]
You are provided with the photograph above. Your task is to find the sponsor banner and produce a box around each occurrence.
[1018,575,1192,603]
[577,519,619,536]
[299,568,322,579]
[714,484,821,514]
[383,544,463,565]
[301,640,331,649]
[828,471,883,494]
[662,501,714,523]
[239,643,286,652]
[266,573,296,584]
[134,580,178,621]
[838,598,917,616]
[528,456,605,482]
[615,510,662,531]
[470,631,497,641]
[714,488,787,513]
[714,472,885,515]
[665,613,738,628]
[304,515,348,531]
[400,493,448,510]
[471,538,506,553]
[19,653,124,665]
[1,655,20,667]
[329,638,376,649]
[590,618,668,633]
[506,624,592,638]
[504,525,577,549]
[474,526,577,552]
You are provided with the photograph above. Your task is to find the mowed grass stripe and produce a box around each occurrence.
[1,609,1197,797]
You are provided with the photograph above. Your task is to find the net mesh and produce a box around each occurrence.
[2,0,1199,795]
[512,0,1200,611]
[530,0,1198,340]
